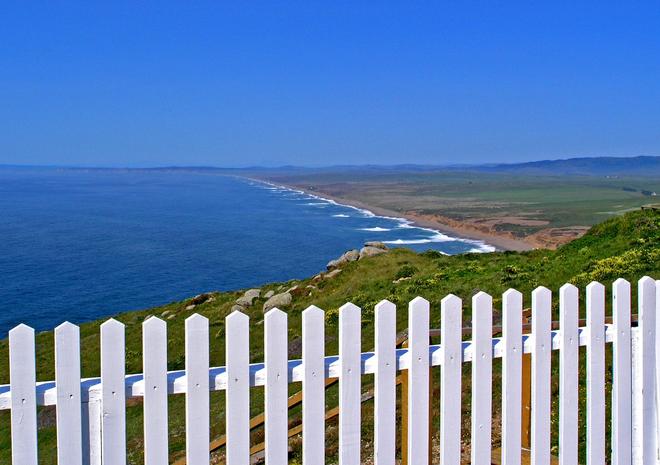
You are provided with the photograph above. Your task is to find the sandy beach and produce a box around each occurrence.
[258,179,536,252]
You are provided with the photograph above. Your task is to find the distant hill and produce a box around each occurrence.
[4,155,659,177]
[466,156,660,176]
[234,155,660,177]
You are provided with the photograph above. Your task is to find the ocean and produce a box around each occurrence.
[0,167,493,335]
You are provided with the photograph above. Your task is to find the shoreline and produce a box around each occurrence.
[246,176,535,252]
[308,191,534,252]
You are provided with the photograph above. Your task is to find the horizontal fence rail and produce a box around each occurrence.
[0,277,658,465]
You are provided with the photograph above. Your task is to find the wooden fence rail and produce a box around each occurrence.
[0,277,658,464]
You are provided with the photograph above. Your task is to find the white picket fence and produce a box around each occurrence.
[1,277,659,465]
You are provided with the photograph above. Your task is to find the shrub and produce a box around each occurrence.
[395,264,419,280]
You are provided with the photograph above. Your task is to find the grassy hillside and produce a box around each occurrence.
[0,208,658,463]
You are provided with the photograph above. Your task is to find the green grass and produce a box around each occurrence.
[0,208,658,463]
[263,170,660,236]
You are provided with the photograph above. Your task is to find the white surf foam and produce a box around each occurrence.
[241,177,497,254]
[360,227,391,232]
[383,232,454,245]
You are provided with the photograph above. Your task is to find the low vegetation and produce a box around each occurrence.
[262,168,660,247]
[0,208,658,463]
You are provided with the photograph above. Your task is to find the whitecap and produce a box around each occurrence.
[467,244,497,253]
[240,177,497,253]
[383,232,454,244]
[360,227,391,232]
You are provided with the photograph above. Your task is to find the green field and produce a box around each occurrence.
[261,169,660,237]
[0,209,658,463]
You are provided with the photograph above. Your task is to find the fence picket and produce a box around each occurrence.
[55,322,83,465]
[440,295,462,465]
[612,279,631,465]
[636,277,656,463]
[339,302,361,465]
[374,300,396,465]
[559,284,579,464]
[408,297,430,465]
[100,318,126,465]
[302,305,325,465]
[9,324,38,465]
[143,317,169,465]
[586,282,606,465]
[501,289,522,465]
[0,280,654,465]
[265,309,289,464]
[226,311,250,465]
[82,399,102,465]
[185,314,210,465]
[531,287,551,465]
[471,292,493,465]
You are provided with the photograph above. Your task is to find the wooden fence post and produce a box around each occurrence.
[401,339,409,464]
[82,399,103,465]
[521,309,532,450]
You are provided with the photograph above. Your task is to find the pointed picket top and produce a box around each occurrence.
[441,294,462,312]
[586,281,605,313]
[226,309,249,325]
[9,323,34,338]
[410,296,429,307]
[472,291,492,307]
[265,307,287,323]
[560,283,579,298]
[587,281,605,295]
[639,276,656,303]
[613,277,630,289]
[142,315,166,332]
[503,288,523,307]
[375,299,395,314]
[533,286,552,296]
[339,302,362,326]
[54,321,78,336]
[340,302,360,314]
[185,312,208,328]
[639,275,655,286]
[100,317,125,333]
[532,286,552,308]
[303,304,324,318]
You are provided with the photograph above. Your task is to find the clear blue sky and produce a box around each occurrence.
[1,2,659,167]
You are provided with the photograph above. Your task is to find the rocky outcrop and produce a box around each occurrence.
[324,242,390,272]
[236,288,260,307]
[264,290,275,299]
[263,292,292,312]
[326,249,359,270]
[231,304,245,313]
[324,269,342,279]
[359,245,388,259]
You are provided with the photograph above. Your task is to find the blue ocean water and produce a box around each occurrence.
[0,167,492,335]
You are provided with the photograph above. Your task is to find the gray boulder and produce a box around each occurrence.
[263,292,292,312]
[236,288,261,307]
[231,304,245,313]
[326,249,360,270]
[264,290,275,299]
[359,246,388,259]
[324,269,342,279]
[364,241,388,250]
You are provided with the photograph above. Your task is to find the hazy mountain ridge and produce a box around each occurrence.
[3,155,659,177]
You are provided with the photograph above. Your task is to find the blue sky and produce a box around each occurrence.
[1,2,659,167]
